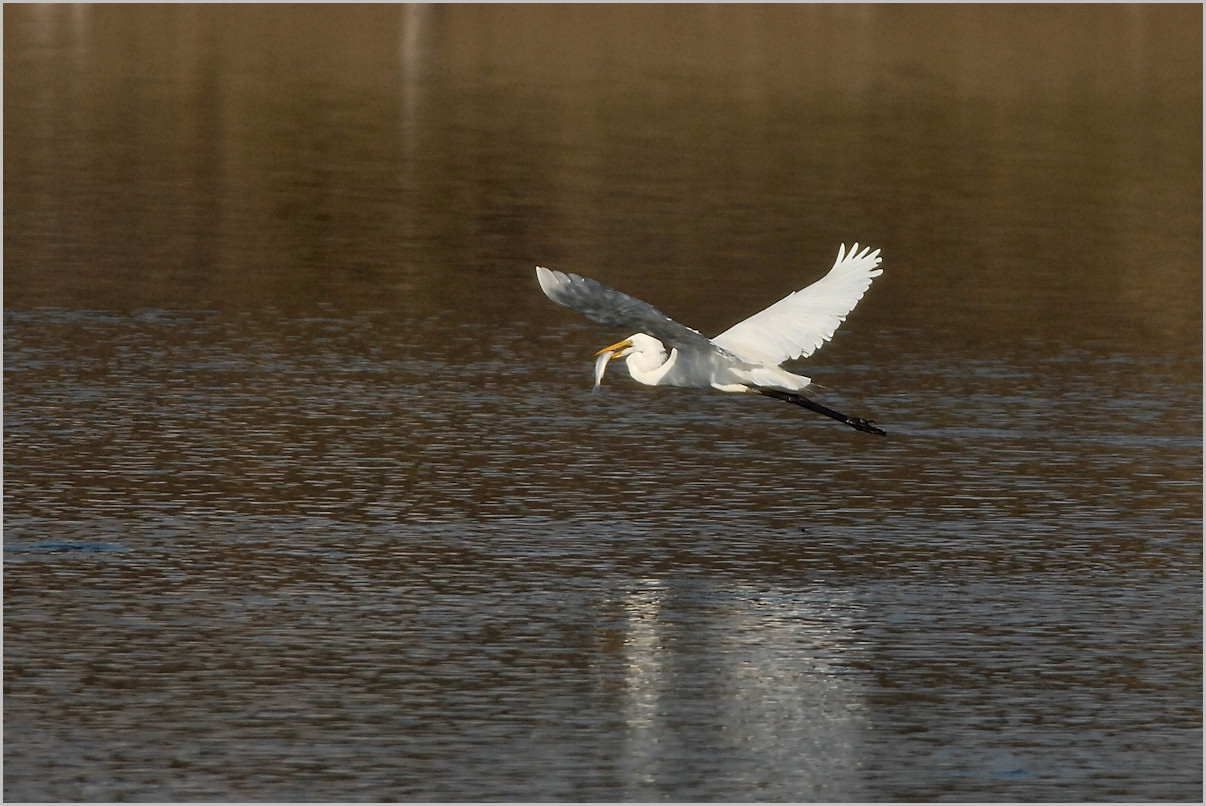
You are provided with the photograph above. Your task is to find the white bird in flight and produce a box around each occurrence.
[536,243,886,435]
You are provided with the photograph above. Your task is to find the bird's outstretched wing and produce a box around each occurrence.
[712,243,882,365]
[536,266,724,356]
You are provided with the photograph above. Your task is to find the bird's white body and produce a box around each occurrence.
[603,332,811,393]
[536,243,886,434]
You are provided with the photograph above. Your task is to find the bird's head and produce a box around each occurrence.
[595,333,665,359]
[592,333,668,388]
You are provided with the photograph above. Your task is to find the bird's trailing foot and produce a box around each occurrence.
[756,387,886,436]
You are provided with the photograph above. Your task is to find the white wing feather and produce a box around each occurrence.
[535,265,726,357]
[711,243,883,365]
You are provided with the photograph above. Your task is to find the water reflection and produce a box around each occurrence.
[608,578,870,800]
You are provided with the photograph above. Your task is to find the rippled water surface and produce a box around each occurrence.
[5,5,1202,802]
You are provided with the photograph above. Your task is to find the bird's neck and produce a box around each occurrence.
[627,347,679,386]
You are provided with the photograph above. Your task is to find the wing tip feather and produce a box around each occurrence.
[836,242,883,272]
[536,265,574,300]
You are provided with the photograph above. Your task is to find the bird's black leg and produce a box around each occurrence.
[756,387,886,436]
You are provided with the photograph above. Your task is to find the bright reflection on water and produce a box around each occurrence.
[4,4,1202,802]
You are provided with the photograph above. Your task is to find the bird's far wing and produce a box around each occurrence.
[711,243,883,365]
[536,266,724,356]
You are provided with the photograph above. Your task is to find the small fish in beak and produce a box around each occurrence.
[593,350,614,390]
[592,339,632,390]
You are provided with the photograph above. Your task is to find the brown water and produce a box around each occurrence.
[4,5,1202,802]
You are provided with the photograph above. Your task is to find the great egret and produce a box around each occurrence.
[536,243,885,435]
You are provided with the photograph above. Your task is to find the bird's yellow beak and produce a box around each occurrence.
[594,339,632,357]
